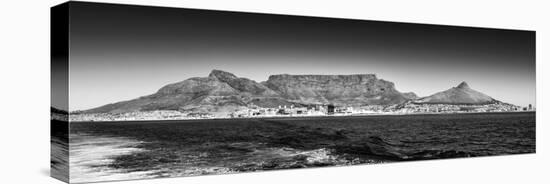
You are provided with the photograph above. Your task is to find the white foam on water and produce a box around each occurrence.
[255,147,331,161]
[156,166,236,178]
[246,145,351,166]
[69,134,158,183]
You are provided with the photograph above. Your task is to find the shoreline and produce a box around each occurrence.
[69,111,536,123]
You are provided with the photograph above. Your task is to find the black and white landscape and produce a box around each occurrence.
[70,69,525,121]
[51,1,535,183]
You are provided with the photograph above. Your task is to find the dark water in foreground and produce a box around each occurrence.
[51,120,69,183]
[69,112,535,183]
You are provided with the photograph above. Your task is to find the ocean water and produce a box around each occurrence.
[51,120,69,183]
[69,112,535,183]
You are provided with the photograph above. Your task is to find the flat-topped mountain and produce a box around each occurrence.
[264,74,414,106]
[85,70,416,114]
[413,82,498,105]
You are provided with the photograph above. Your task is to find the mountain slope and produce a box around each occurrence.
[414,82,497,105]
[85,70,292,114]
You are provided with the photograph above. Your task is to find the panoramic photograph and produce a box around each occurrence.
[51,2,535,183]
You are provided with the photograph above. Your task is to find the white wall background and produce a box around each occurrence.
[0,0,547,183]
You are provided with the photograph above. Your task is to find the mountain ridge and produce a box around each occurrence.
[84,70,510,114]
[84,69,418,114]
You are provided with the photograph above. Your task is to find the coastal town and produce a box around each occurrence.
[68,102,534,122]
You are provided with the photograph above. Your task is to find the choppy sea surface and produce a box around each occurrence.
[68,112,535,183]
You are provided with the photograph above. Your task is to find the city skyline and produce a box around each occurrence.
[65,3,535,110]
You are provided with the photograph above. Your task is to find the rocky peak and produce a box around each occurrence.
[456,81,470,89]
[414,81,495,105]
[209,69,238,81]
[208,69,278,96]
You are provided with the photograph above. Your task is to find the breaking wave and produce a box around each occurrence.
[69,134,157,183]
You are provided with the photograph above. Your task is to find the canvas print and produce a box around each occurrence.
[51,1,536,183]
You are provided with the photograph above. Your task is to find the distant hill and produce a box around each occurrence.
[413,82,498,105]
[84,70,416,114]
[51,107,68,114]
[51,107,68,121]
